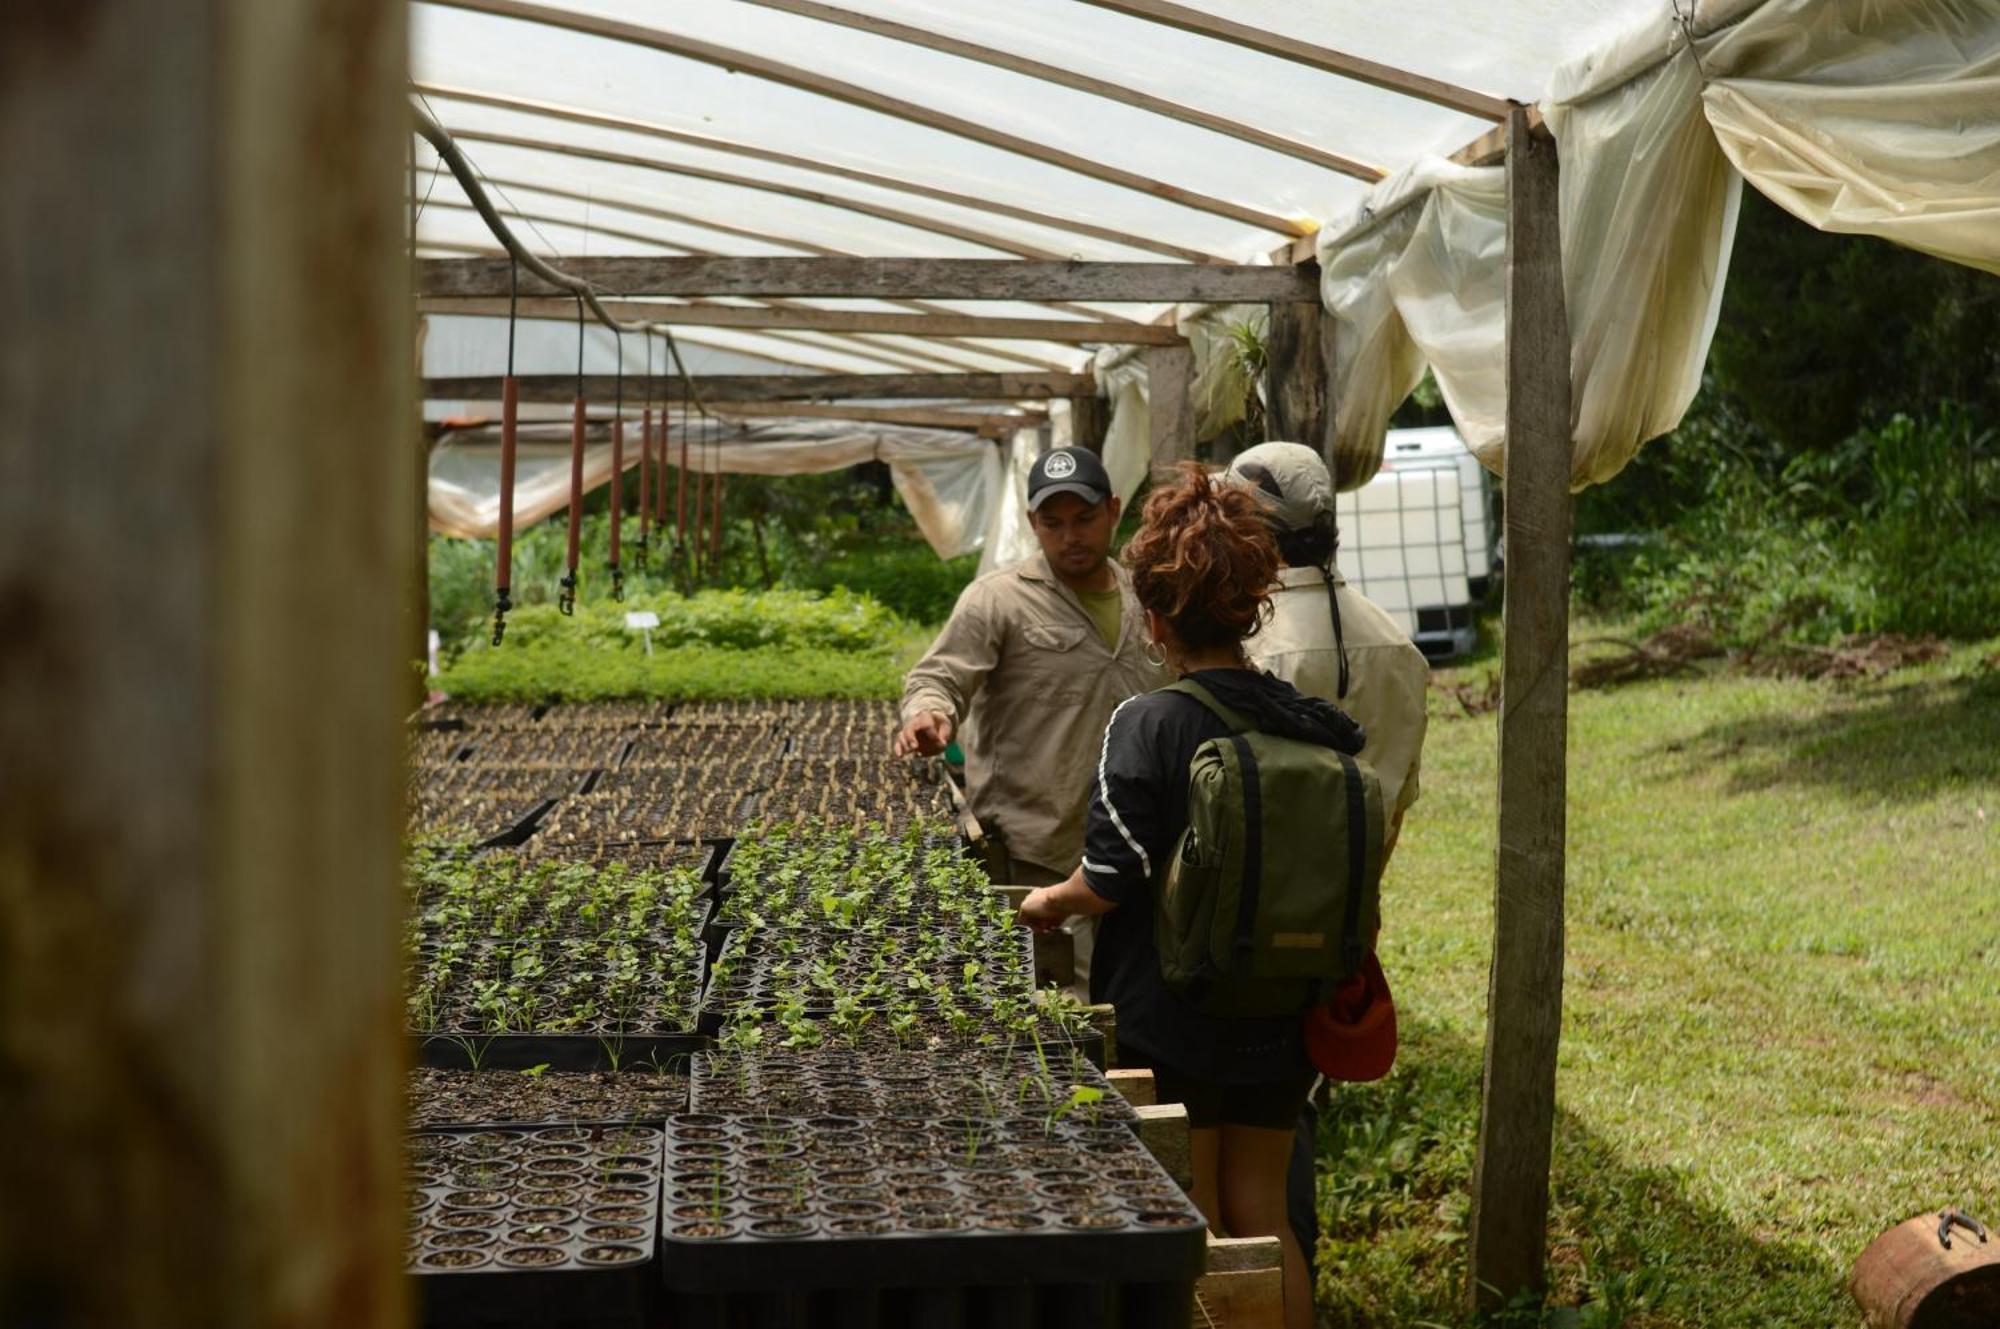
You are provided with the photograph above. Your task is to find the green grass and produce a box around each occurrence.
[1319,628,2000,1327]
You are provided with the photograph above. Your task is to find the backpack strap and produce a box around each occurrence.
[1167,678,1266,967]
[1336,750,1370,974]
[1163,677,1256,734]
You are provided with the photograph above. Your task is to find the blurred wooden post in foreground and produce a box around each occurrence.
[0,3,412,1327]
[1466,103,1575,1311]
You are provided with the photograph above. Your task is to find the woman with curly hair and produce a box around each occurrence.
[1017,464,1366,1329]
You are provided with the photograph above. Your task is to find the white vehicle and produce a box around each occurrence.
[1331,427,1495,661]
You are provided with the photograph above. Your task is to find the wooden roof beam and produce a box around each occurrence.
[424,371,1095,403]
[416,82,1231,265]
[426,0,1308,235]
[418,297,1180,345]
[414,160,1119,355]
[418,255,1320,303]
[1070,0,1511,121]
[738,0,1384,181]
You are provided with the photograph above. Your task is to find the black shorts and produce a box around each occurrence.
[1134,1058,1315,1130]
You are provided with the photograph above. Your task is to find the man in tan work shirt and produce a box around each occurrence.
[896,446,1165,910]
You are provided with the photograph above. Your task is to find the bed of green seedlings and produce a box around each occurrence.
[405,840,708,1041]
[717,818,982,928]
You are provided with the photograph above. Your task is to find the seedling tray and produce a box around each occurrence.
[407,1124,663,1328]
[407,1066,691,1132]
[655,1113,1204,1301]
[689,1046,1136,1127]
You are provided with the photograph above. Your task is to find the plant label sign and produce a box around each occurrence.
[625,610,660,655]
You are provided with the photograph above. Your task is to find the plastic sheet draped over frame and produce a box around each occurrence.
[1692,0,2000,276]
[1316,0,2000,491]
[429,418,1002,559]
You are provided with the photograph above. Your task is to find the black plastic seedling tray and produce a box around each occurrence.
[407,1124,664,1328]
[656,1114,1203,1328]
[689,1047,1137,1127]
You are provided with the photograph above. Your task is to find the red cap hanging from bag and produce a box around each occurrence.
[1304,952,1397,1082]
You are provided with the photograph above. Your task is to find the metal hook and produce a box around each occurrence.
[492,586,512,646]
[1939,1206,1988,1250]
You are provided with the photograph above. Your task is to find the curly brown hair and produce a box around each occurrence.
[1122,463,1278,652]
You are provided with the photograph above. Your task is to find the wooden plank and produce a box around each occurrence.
[1146,343,1198,467]
[1466,104,1574,1314]
[0,1,409,1326]
[419,296,1183,345]
[740,0,1383,181]
[1106,1067,1157,1108]
[429,0,1305,235]
[1264,297,1333,457]
[418,255,1320,304]
[1207,1234,1284,1274]
[708,402,1042,432]
[1071,0,1511,120]
[417,82,1232,264]
[1136,1103,1194,1191]
[1196,1267,1287,1329]
[424,371,1093,404]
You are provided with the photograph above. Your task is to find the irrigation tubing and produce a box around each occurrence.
[493,258,521,646]
[560,295,585,615]
[638,333,652,562]
[609,329,625,602]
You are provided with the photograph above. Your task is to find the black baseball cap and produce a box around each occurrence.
[1026,446,1112,512]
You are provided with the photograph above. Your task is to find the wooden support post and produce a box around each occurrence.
[1198,1235,1288,1329]
[1106,1067,1156,1107]
[1146,344,1197,470]
[1466,103,1575,1313]
[0,3,412,1328]
[1069,393,1108,453]
[1264,299,1334,458]
[1136,1103,1194,1192]
[1083,1002,1118,1067]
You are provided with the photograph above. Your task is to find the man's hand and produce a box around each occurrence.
[1016,885,1069,934]
[893,709,954,758]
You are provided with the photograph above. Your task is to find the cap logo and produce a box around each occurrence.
[1042,452,1077,479]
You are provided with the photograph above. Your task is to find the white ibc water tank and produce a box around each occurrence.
[1378,426,1498,593]
[1333,466,1477,659]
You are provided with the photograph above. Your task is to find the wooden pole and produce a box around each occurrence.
[1069,394,1109,454]
[1466,103,1575,1313]
[1146,344,1197,470]
[1264,300,1333,458]
[0,2,410,1325]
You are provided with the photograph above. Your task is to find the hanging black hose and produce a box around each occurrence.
[493,258,521,646]
[609,329,625,603]
[637,331,652,565]
[559,293,585,615]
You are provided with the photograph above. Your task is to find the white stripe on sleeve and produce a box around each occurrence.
[1093,694,1151,877]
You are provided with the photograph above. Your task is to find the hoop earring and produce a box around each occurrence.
[1143,638,1168,669]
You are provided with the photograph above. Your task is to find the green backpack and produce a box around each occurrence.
[1154,679,1386,1019]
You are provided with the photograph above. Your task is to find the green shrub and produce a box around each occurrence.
[437,586,924,702]
[1594,405,1999,647]
[795,547,979,625]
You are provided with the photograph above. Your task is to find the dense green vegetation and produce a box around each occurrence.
[438,588,926,703]
[1315,635,2000,1328]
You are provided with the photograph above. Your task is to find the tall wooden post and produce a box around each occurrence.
[1466,104,1574,1311]
[1264,299,1333,456]
[1146,343,1196,469]
[1069,393,1108,454]
[0,4,411,1327]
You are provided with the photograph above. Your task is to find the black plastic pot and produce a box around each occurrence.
[408,1125,664,1328]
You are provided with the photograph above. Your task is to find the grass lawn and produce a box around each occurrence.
[1317,628,2000,1327]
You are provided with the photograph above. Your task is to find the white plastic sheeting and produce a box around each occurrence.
[428,417,1003,558]
[1318,0,2000,490]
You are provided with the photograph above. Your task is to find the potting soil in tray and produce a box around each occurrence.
[408,1066,690,1130]
[514,837,718,883]
[407,1124,663,1327]
[699,924,1035,1035]
[533,789,763,845]
[408,794,556,847]
[655,1113,1205,1298]
[689,1046,1137,1127]
[406,848,711,1070]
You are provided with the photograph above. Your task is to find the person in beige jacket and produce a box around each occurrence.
[896,447,1166,896]
[1225,440,1432,1302]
